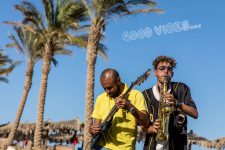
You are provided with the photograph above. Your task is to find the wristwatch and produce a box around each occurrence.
[176,101,183,108]
[129,107,136,114]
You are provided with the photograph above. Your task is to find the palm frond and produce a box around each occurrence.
[6,34,24,54]
[0,77,9,83]
[75,24,91,33]
[6,26,43,62]
[106,4,129,19]
[0,61,20,76]
[97,43,108,59]
[51,58,58,66]
[56,0,88,31]
[126,8,163,15]
[126,0,156,6]
[4,21,37,34]
[0,50,12,66]
[81,0,93,19]
[54,49,73,56]
[51,49,73,68]
[15,1,44,30]
[42,0,54,27]
[94,0,127,18]
[94,0,163,21]
[66,34,87,48]
[14,26,26,49]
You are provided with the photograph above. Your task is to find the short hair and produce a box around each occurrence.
[100,68,120,79]
[152,56,177,70]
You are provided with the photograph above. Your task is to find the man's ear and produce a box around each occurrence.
[117,77,121,83]
[154,69,157,76]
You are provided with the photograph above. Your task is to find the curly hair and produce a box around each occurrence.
[152,56,177,70]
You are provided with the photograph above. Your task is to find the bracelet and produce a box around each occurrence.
[129,107,136,114]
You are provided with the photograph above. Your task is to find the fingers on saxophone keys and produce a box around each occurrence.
[164,94,173,100]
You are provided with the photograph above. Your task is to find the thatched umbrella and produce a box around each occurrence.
[212,137,225,150]
[0,121,50,140]
[187,130,214,150]
[0,117,82,145]
[0,122,10,128]
[0,124,11,139]
[136,128,216,149]
[49,117,81,133]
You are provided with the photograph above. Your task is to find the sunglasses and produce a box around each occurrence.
[157,66,173,71]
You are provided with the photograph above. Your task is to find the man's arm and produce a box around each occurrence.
[164,93,198,119]
[142,119,159,134]
[89,118,102,136]
[115,97,149,127]
[179,103,198,119]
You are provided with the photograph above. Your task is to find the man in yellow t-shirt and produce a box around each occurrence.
[89,68,149,150]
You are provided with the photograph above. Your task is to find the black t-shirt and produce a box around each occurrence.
[142,82,197,150]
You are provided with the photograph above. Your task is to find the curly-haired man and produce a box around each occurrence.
[142,56,198,150]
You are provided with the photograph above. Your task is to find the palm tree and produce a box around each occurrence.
[81,0,162,148]
[0,50,18,83]
[3,26,42,147]
[9,0,88,148]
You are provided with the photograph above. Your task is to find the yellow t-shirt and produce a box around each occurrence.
[92,84,148,150]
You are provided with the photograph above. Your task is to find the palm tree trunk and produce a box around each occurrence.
[84,18,104,150]
[5,61,34,147]
[34,44,53,149]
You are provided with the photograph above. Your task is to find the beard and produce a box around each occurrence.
[108,85,121,98]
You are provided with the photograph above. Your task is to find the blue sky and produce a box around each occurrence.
[0,0,225,149]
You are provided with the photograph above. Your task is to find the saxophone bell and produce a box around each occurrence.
[176,113,185,124]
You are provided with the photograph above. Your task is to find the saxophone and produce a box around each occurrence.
[156,76,173,142]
